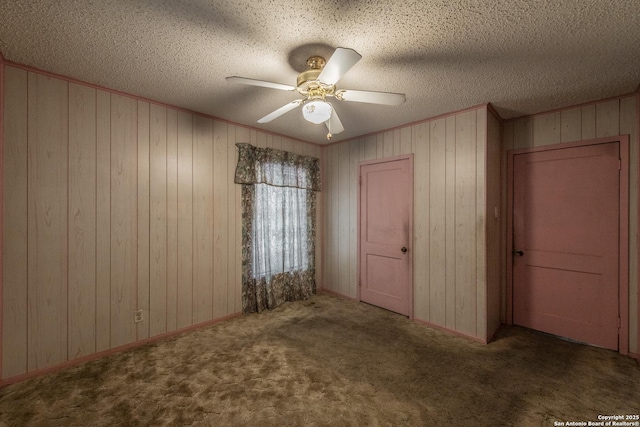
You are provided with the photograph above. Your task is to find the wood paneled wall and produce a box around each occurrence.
[3,60,635,383]
[1,65,324,381]
[322,106,501,341]
[486,110,502,337]
[502,95,639,355]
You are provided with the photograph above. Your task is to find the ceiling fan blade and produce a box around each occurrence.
[336,89,406,106]
[226,76,295,91]
[257,100,302,123]
[317,47,362,86]
[325,108,345,135]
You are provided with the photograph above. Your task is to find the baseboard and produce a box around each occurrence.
[319,290,492,345]
[317,287,358,301]
[413,317,488,345]
[0,311,242,388]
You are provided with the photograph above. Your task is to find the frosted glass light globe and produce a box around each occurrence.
[302,100,332,124]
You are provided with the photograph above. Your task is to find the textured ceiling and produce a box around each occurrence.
[1,0,639,144]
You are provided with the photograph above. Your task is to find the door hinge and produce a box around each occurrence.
[619,159,622,170]
[359,176,362,185]
[618,317,622,328]
[358,278,361,287]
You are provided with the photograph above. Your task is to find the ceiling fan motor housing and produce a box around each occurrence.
[296,56,335,98]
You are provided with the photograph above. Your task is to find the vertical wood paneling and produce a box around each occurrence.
[314,144,325,293]
[392,129,401,155]
[364,135,376,160]
[513,117,533,150]
[413,123,429,321]
[500,119,513,324]
[429,118,447,325]
[329,145,339,290]
[322,144,331,290]
[328,143,338,293]
[227,125,241,313]
[502,121,514,151]
[322,107,493,340]
[596,99,620,138]
[192,116,213,324]
[581,104,596,140]
[383,131,393,158]
[110,94,138,348]
[281,137,294,154]
[348,139,362,297]
[271,134,282,150]
[5,63,634,379]
[166,109,178,332]
[228,126,248,313]
[321,144,330,289]
[444,116,457,329]
[149,103,167,337]
[176,111,193,329]
[213,120,228,318]
[321,107,502,340]
[486,110,503,334]
[5,67,327,380]
[68,83,97,359]
[532,112,561,146]
[27,72,68,370]
[338,142,350,296]
[255,131,266,148]
[376,134,384,158]
[475,108,487,339]
[400,127,412,155]
[95,90,111,352]
[560,107,582,143]
[454,111,477,335]
[136,101,150,341]
[2,66,28,378]
[324,143,334,290]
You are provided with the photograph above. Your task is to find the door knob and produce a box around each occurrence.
[513,250,524,256]
[401,246,408,253]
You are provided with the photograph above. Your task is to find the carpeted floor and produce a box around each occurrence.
[1,292,639,426]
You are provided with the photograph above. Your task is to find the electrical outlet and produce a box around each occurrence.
[134,309,143,323]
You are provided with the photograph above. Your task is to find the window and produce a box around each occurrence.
[234,143,320,313]
[252,182,309,280]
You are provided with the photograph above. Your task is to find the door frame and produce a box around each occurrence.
[506,135,629,354]
[357,154,414,319]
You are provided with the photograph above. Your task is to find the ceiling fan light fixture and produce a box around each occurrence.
[227,47,405,137]
[302,100,332,124]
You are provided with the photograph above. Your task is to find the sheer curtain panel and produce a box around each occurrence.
[235,143,320,313]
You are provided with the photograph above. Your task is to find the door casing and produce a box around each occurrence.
[506,135,629,354]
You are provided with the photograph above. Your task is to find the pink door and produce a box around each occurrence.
[359,156,413,317]
[513,142,620,350]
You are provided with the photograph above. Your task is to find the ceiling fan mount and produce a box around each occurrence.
[226,47,406,140]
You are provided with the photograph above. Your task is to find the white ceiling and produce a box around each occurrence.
[1,0,639,145]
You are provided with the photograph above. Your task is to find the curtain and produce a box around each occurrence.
[235,143,320,313]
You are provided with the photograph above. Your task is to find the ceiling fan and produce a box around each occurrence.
[226,48,406,140]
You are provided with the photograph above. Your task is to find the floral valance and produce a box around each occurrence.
[234,143,321,191]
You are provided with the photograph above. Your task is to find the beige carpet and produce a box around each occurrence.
[1,292,639,426]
